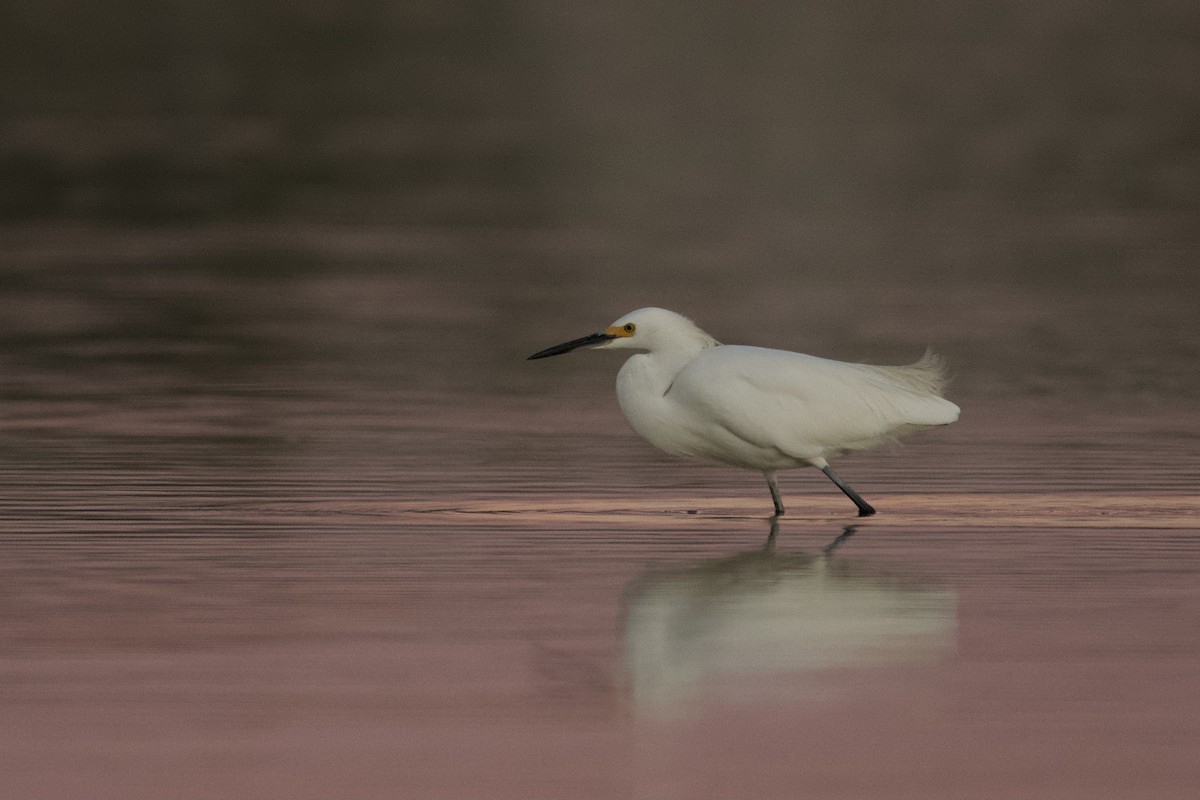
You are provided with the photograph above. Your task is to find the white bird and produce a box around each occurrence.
[528,307,960,517]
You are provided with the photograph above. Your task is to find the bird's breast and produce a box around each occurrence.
[615,354,695,457]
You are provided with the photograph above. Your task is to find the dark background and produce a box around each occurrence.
[4,1,1197,229]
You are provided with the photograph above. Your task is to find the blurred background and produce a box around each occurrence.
[3,0,1198,398]
[4,0,1198,225]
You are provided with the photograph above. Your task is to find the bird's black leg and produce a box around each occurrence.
[820,465,876,516]
[764,471,785,516]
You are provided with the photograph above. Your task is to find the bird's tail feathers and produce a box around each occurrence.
[869,348,951,398]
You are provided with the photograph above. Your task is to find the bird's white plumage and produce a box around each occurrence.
[530,306,960,515]
[607,308,958,471]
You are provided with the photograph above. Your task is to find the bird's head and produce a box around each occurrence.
[527,307,717,360]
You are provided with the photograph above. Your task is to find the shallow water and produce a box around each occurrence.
[2,225,1198,799]
[4,3,1200,793]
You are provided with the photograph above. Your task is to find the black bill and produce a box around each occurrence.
[527,331,616,360]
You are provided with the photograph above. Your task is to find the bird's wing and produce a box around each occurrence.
[667,345,957,460]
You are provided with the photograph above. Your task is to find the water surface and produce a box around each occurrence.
[3,1,1200,795]
[2,233,1198,799]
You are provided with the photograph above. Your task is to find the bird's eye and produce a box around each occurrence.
[623,323,635,334]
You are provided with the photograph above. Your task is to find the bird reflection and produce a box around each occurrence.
[620,521,956,713]
[822,523,858,556]
[763,518,857,554]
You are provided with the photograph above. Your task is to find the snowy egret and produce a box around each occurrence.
[528,307,960,517]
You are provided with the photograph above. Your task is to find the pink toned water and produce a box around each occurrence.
[2,227,1199,799]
